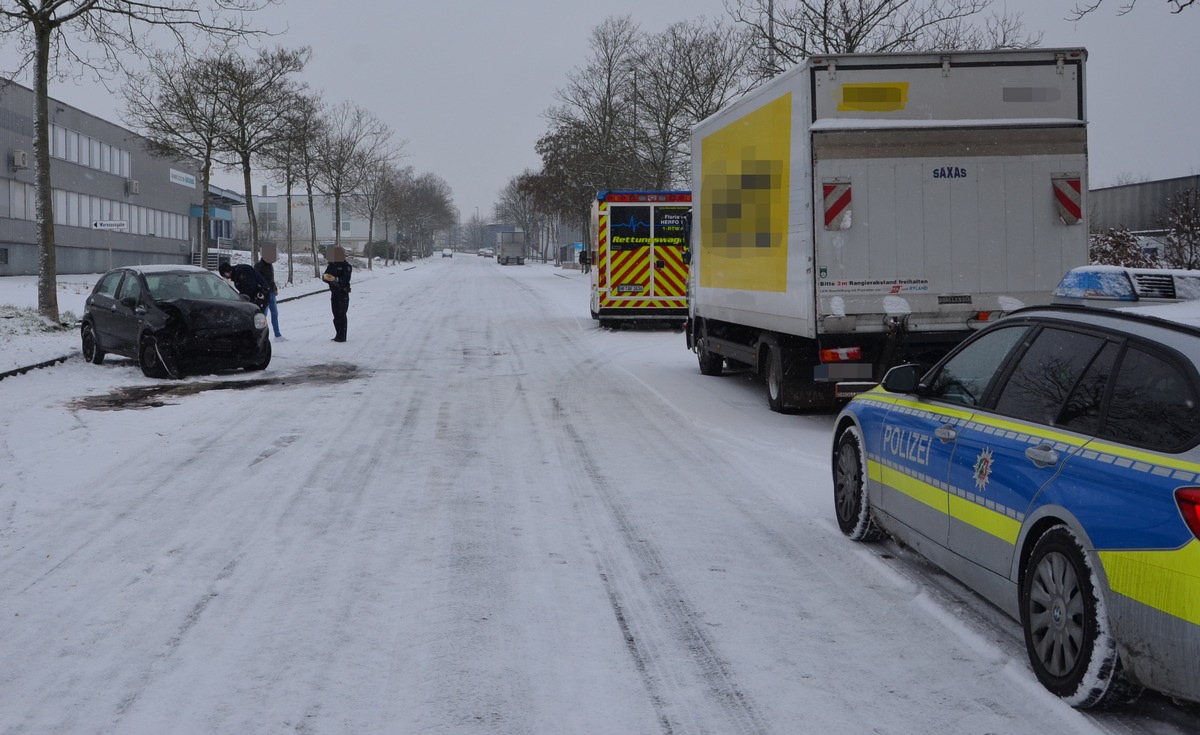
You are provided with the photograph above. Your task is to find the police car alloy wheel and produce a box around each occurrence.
[833,427,883,542]
[1020,525,1141,708]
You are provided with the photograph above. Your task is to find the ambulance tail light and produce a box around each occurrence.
[1177,488,1200,540]
[820,346,862,363]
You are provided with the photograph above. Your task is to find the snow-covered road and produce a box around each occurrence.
[1,258,1192,734]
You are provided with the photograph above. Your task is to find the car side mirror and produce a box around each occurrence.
[881,364,923,394]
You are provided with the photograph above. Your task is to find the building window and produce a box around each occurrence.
[0,248,7,265]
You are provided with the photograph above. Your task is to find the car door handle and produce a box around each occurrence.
[1025,444,1060,468]
[935,425,957,443]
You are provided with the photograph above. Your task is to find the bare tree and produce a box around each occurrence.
[313,101,396,259]
[121,47,231,270]
[261,91,323,283]
[1158,188,1200,270]
[214,45,310,262]
[395,172,455,259]
[632,18,757,189]
[725,0,1041,77]
[345,157,404,270]
[549,15,643,191]
[1070,0,1194,18]
[494,172,541,258]
[0,0,276,321]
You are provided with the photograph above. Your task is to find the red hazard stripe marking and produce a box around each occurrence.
[1054,178,1082,224]
[824,184,851,229]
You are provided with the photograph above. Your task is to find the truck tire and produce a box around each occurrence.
[765,343,789,412]
[697,322,723,376]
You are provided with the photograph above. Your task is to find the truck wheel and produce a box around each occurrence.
[1020,526,1143,708]
[765,344,789,412]
[697,322,723,376]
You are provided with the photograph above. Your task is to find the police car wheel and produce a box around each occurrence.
[832,427,883,541]
[1020,526,1141,708]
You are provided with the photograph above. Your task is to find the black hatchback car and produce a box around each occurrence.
[81,265,271,378]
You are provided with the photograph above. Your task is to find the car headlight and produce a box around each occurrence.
[254,312,268,330]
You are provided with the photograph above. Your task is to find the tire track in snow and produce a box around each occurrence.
[547,381,770,735]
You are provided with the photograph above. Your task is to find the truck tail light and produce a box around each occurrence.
[820,346,862,363]
[1177,488,1200,540]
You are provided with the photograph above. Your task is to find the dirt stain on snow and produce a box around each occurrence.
[69,363,361,411]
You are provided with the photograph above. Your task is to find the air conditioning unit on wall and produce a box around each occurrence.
[125,179,140,195]
[11,149,29,169]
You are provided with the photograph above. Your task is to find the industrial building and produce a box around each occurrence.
[0,78,208,276]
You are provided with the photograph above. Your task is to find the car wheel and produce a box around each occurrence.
[1020,525,1142,708]
[139,335,170,379]
[244,339,271,371]
[697,322,723,376]
[832,426,883,541]
[81,323,105,365]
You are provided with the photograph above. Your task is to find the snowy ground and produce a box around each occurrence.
[1,257,1196,734]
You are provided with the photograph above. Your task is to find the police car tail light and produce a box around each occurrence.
[1177,488,1200,540]
[820,346,862,363]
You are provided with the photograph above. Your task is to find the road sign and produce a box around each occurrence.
[92,220,128,230]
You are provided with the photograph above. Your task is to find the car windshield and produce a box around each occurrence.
[145,271,242,302]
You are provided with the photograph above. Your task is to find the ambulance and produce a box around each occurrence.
[589,191,692,328]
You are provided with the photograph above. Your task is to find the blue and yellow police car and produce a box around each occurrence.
[831,304,1200,709]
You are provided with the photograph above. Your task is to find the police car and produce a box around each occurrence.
[831,304,1200,709]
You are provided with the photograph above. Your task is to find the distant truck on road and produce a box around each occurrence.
[687,48,1089,410]
[496,231,525,265]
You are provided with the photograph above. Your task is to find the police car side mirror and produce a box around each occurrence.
[881,364,922,394]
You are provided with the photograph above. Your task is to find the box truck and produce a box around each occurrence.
[687,48,1089,410]
[497,230,525,265]
[589,191,692,328]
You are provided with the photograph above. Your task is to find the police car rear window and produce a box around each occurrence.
[1103,346,1200,451]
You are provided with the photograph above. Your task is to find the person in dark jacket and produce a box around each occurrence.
[218,261,270,310]
[254,245,283,340]
[322,247,353,342]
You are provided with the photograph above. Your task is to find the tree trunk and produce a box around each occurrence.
[241,154,259,262]
[33,25,59,321]
[199,147,213,269]
[285,167,294,284]
[307,179,319,278]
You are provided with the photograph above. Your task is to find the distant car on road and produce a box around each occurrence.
[81,265,271,379]
[442,248,453,258]
[832,304,1200,709]
[483,248,494,258]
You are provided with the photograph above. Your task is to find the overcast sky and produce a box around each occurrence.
[7,1,1200,221]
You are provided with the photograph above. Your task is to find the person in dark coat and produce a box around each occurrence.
[322,247,353,342]
[218,261,270,310]
[254,245,283,340]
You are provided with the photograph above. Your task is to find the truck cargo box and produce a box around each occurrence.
[688,48,1089,410]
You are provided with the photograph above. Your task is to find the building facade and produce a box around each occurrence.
[1090,175,1200,234]
[232,191,380,257]
[0,79,203,276]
